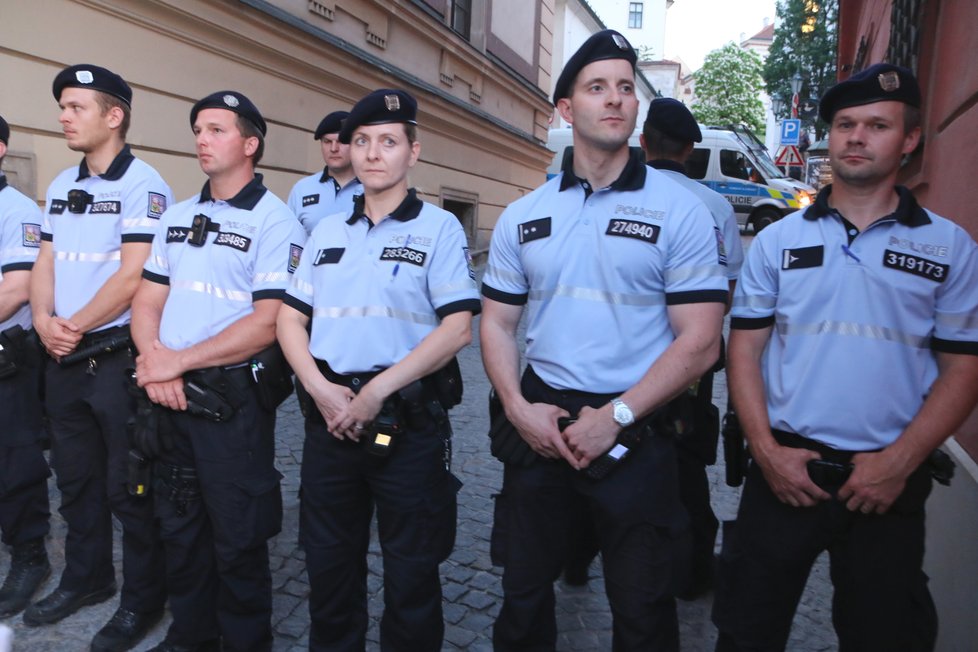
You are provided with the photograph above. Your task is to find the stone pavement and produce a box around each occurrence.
[0,272,839,652]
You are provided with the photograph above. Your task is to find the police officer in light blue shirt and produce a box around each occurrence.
[641,97,744,599]
[27,65,169,652]
[132,90,306,652]
[481,30,728,651]
[713,64,978,652]
[287,110,363,236]
[278,88,479,652]
[0,115,51,619]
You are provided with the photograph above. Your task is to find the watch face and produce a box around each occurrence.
[613,400,634,425]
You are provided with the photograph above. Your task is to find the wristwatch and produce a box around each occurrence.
[611,398,635,427]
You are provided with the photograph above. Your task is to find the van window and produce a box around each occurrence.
[687,148,709,180]
[720,149,752,181]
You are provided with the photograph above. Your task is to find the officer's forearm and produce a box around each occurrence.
[130,278,167,355]
[0,270,30,323]
[619,301,724,420]
[368,310,472,400]
[29,243,56,324]
[480,299,526,412]
[276,305,324,392]
[68,242,150,333]
[728,326,780,466]
[175,298,280,371]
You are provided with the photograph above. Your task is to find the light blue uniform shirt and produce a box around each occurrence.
[143,174,306,353]
[287,168,362,236]
[482,150,729,393]
[42,146,172,333]
[0,175,42,331]
[284,189,480,374]
[648,160,744,281]
[731,185,978,450]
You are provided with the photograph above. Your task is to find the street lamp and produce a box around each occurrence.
[771,95,785,119]
[789,71,804,118]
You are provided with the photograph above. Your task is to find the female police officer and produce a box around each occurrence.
[277,89,480,652]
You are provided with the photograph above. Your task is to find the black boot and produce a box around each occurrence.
[0,538,51,617]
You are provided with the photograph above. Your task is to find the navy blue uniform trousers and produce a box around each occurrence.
[45,348,165,611]
[713,432,937,652]
[0,337,50,547]
[491,368,688,652]
[155,373,282,652]
[300,405,460,652]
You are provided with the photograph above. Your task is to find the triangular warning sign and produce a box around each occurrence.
[774,146,805,167]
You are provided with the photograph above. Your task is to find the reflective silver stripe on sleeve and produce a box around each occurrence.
[54,250,121,262]
[484,264,525,287]
[312,305,439,326]
[0,246,35,259]
[123,217,156,229]
[528,284,665,306]
[776,320,930,348]
[430,279,479,302]
[253,272,290,284]
[292,278,315,298]
[171,279,251,302]
[936,311,978,331]
[732,294,777,310]
[151,254,169,271]
[664,264,727,285]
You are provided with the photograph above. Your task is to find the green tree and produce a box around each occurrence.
[764,0,838,138]
[691,43,766,136]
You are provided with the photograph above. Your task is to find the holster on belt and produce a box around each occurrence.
[0,325,29,378]
[183,366,248,422]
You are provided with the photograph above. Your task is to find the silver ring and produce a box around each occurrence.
[355,424,364,431]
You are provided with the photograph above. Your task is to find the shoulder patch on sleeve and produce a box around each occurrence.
[22,223,42,248]
[289,243,303,273]
[148,192,167,219]
[714,226,727,266]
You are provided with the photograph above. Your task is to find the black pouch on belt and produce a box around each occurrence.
[487,390,538,467]
[183,367,247,422]
[249,344,294,411]
[0,325,28,378]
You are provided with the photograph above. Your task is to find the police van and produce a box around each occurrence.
[546,125,815,232]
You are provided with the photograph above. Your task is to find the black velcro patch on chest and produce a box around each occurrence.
[781,245,824,270]
[213,231,252,252]
[50,200,67,215]
[882,249,948,283]
[380,246,427,267]
[302,194,320,207]
[518,217,551,244]
[90,200,121,214]
[314,248,345,265]
[606,218,660,244]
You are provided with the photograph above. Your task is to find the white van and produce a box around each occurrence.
[546,125,816,232]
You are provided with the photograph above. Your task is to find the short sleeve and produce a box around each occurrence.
[730,226,780,329]
[481,206,528,305]
[252,208,308,302]
[932,228,978,354]
[0,195,42,273]
[662,201,729,305]
[426,216,481,319]
[121,169,174,243]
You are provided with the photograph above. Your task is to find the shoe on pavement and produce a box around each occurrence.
[91,606,164,651]
[22,581,117,626]
[0,539,51,617]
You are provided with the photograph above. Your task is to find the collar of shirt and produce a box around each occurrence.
[75,144,135,181]
[805,184,931,228]
[0,174,7,192]
[198,173,268,210]
[346,188,423,226]
[646,159,687,175]
[318,168,360,193]
[558,146,647,192]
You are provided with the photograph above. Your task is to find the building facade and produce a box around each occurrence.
[1,0,556,255]
[836,2,978,650]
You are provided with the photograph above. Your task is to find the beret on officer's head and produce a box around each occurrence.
[0,115,9,146]
[52,64,132,107]
[644,98,702,143]
[818,63,921,122]
[338,89,417,144]
[313,111,349,140]
[552,29,637,106]
[190,91,267,137]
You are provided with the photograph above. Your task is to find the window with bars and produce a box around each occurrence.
[452,0,472,39]
[887,0,924,72]
[629,2,643,29]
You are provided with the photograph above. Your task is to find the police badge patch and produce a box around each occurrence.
[22,223,42,248]
[385,94,400,111]
[464,246,475,280]
[148,192,167,219]
[878,71,901,92]
[223,94,239,108]
[289,244,303,273]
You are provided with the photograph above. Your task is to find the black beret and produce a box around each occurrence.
[644,98,702,143]
[819,63,921,122]
[338,89,417,144]
[313,111,350,140]
[553,29,637,106]
[52,64,132,106]
[190,91,267,136]
[0,115,8,146]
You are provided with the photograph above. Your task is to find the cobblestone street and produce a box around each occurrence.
[1,268,837,651]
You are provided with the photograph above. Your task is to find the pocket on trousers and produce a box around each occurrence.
[216,470,284,549]
[490,491,509,567]
[423,471,462,563]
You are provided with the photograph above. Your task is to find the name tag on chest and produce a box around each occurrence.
[606,219,660,244]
